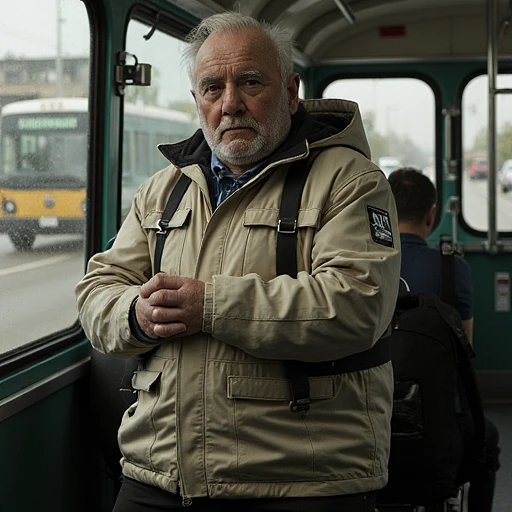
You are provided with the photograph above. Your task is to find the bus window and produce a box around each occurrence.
[135,131,151,175]
[2,135,17,174]
[0,0,90,355]
[121,19,199,221]
[462,74,512,232]
[322,78,436,186]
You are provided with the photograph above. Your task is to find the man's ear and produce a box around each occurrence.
[288,73,301,115]
[426,205,436,228]
[190,89,197,105]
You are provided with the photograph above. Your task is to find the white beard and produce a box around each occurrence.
[199,87,292,168]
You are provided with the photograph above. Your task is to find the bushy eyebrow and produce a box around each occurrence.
[197,70,267,90]
[238,70,266,81]
[197,75,223,90]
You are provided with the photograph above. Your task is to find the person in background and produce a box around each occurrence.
[76,11,401,512]
[389,167,501,512]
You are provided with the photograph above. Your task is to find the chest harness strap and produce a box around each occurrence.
[120,173,192,393]
[153,174,192,275]
[126,157,391,411]
[277,153,391,413]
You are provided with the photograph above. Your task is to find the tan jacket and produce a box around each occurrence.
[76,99,400,501]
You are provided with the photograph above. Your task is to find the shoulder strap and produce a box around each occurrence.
[121,173,191,393]
[440,236,456,308]
[276,154,317,276]
[153,174,192,275]
[277,153,317,412]
[278,152,391,413]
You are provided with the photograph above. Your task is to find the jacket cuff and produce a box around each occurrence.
[203,281,214,333]
[129,297,161,343]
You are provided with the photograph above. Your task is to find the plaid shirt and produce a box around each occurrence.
[210,153,262,209]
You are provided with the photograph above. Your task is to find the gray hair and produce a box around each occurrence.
[183,11,295,88]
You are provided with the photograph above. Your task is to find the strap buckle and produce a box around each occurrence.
[441,241,454,256]
[156,219,169,235]
[290,397,311,413]
[277,218,297,234]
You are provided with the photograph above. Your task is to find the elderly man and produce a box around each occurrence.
[76,11,400,512]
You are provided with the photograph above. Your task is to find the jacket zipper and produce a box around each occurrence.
[176,340,192,507]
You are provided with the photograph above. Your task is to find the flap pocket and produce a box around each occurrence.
[142,208,191,230]
[227,375,334,401]
[243,208,320,229]
[132,370,162,392]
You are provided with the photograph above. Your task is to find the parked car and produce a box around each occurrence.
[499,159,512,193]
[469,158,489,179]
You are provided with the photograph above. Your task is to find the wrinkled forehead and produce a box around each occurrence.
[193,28,280,79]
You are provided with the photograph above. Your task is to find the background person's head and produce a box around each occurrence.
[388,167,437,239]
[183,12,300,174]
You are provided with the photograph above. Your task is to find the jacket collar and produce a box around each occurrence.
[158,102,345,170]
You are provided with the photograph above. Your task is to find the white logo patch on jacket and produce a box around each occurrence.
[366,205,394,248]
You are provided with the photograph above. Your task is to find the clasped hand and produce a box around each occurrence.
[135,273,205,339]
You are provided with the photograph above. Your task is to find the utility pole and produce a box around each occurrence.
[56,0,64,97]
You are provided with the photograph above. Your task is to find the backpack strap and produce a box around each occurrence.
[440,236,457,308]
[438,238,485,466]
[276,154,316,276]
[120,173,192,393]
[277,153,317,412]
[279,153,391,413]
[154,174,192,275]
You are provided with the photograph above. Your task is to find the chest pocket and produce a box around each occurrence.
[142,208,192,276]
[242,207,321,280]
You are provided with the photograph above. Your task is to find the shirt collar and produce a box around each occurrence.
[400,232,427,246]
[210,153,262,180]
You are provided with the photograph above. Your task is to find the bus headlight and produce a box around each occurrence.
[80,199,87,213]
[2,199,16,215]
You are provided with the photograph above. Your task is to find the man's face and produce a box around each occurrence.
[191,28,300,174]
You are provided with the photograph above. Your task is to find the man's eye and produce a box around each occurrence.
[244,79,260,87]
[204,84,220,94]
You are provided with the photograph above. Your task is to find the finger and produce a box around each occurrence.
[135,297,160,338]
[146,288,184,309]
[150,305,184,323]
[153,321,187,338]
[141,273,184,299]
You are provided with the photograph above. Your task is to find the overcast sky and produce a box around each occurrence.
[0,0,89,59]
[3,0,511,158]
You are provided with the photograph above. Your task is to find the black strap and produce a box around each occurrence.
[121,174,191,393]
[440,236,457,308]
[277,155,314,412]
[276,155,314,277]
[278,154,391,412]
[438,239,485,461]
[285,335,391,413]
[153,174,192,275]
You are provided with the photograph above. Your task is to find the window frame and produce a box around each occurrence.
[317,71,443,230]
[0,0,103,378]
[456,67,512,238]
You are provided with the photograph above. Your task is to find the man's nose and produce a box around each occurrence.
[222,85,246,116]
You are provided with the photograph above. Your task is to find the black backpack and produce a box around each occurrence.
[377,238,486,505]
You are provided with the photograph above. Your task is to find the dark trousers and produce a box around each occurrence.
[467,416,501,512]
[113,477,377,512]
